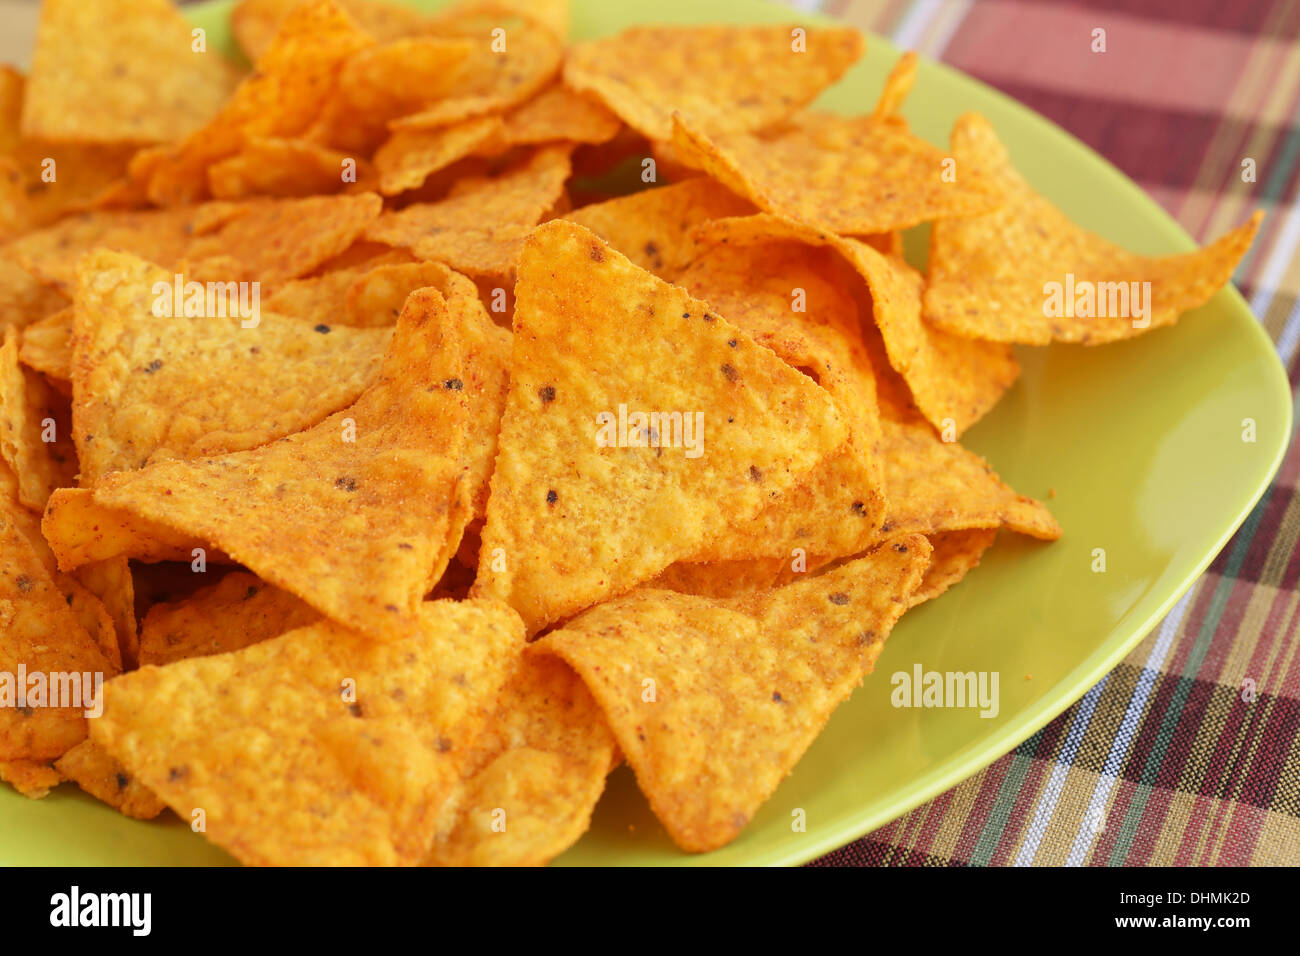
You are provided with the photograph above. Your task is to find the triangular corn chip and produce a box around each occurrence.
[0,759,60,798]
[877,397,1059,540]
[692,213,1019,436]
[472,219,848,633]
[0,326,76,508]
[0,501,113,762]
[6,207,199,294]
[908,529,997,608]
[207,137,375,200]
[233,0,429,64]
[137,0,374,206]
[366,145,573,278]
[72,557,137,669]
[390,12,563,130]
[88,289,470,638]
[483,83,621,154]
[42,487,227,570]
[538,534,931,851]
[563,179,754,280]
[72,250,391,483]
[182,192,383,284]
[53,739,165,819]
[374,117,505,196]
[18,307,72,383]
[564,25,863,141]
[924,114,1263,344]
[674,239,886,561]
[91,599,524,865]
[21,0,241,144]
[139,570,319,666]
[427,649,616,866]
[671,111,1001,235]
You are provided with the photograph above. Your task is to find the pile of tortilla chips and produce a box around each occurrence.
[0,0,1258,865]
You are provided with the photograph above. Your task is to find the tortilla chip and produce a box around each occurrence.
[366,145,572,278]
[925,114,1263,344]
[57,572,123,674]
[0,256,68,336]
[431,0,570,43]
[0,92,138,236]
[908,529,997,608]
[471,220,847,633]
[233,0,429,64]
[671,110,1001,235]
[538,534,931,851]
[0,326,76,509]
[72,250,391,483]
[73,557,138,670]
[130,560,233,620]
[0,458,55,570]
[208,138,372,199]
[182,192,383,285]
[877,398,1060,540]
[564,179,754,280]
[88,289,470,639]
[0,759,60,798]
[53,740,165,819]
[391,13,563,130]
[91,599,524,865]
[674,240,887,561]
[480,82,621,154]
[139,570,319,666]
[427,649,616,866]
[564,25,863,141]
[6,207,198,294]
[692,213,1019,436]
[649,555,802,600]
[42,488,227,570]
[21,0,241,143]
[262,248,413,327]
[0,502,113,762]
[375,117,505,196]
[346,260,509,521]
[874,51,917,122]
[17,306,71,382]
[139,0,374,206]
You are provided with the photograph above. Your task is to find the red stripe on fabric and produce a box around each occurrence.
[1012,0,1287,36]
[943,2,1256,115]
[1127,779,1176,865]
[951,754,1013,863]
[987,747,1055,865]
[969,81,1232,195]
[1152,676,1213,791]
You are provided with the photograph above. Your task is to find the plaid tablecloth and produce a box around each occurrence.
[790,0,1300,867]
[3,0,1295,867]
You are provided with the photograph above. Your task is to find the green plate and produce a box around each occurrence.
[2,0,1290,867]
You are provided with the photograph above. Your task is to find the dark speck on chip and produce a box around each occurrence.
[444,378,463,390]
[893,542,909,553]
[748,465,762,482]
[115,773,128,790]
[772,691,784,703]
[538,385,556,403]
[546,489,558,505]
[143,359,163,374]
[589,244,604,262]
[828,592,850,605]
[727,339,738,347]
[15,576,32,593]
[682,311,690,318]
[850,501,867,516]
[334,476,358,492]
[721,363,739,382]
[436,737,453,752]
[314,324,330,333]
